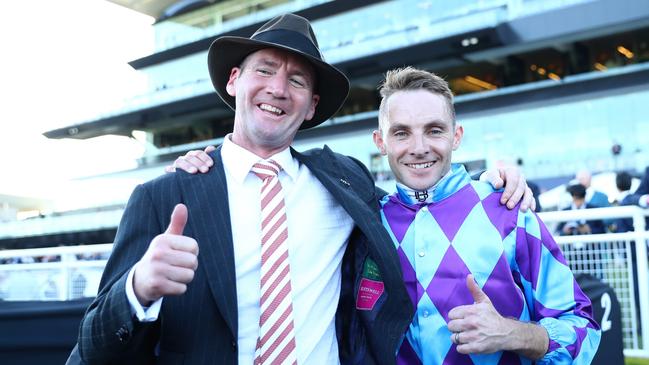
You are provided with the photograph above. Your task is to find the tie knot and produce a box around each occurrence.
[251,159,282,180]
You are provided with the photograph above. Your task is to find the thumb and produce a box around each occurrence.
[466,274,489,304]
[165,204,188,235]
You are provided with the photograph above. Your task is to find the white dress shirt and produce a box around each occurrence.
[639,194,649,207]
[127,135,354,364]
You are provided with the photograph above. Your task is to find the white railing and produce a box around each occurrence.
[539,206,649,358]
[0,206,647,357]
[0,244,112,301]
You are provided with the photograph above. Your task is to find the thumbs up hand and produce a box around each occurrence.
[466,273,491,304]
[447,275,550,359]
[133,204,199,306]
[446,274,510,355]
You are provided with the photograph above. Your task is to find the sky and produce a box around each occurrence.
[0,0,154,199]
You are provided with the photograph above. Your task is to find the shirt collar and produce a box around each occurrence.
[617,190,630,202]
[394,163,471,205]
[571,201,586,210]
[221,134,299,184]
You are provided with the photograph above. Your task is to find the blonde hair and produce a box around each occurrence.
[378,67,455,133]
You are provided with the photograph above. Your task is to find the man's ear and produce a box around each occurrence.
[225,67,241,96]
[372,130,387,155]
[452,123,464,151]
[304,94,320,121]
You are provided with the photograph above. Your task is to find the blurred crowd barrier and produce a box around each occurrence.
[539,205,649,358]
[0,206,648,357]
[0,244,112,302]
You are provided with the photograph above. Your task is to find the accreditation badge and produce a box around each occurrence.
[356,257,385,310]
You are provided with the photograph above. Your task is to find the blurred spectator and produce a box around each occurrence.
[557,184,606,235]
[516,158,542,212]
[76,252,107,261]
[19,256,35,264]
[621,166,649,231]
[614,171,633,204]
[528,181,542,212]
[38,255,61,263]
[613,170,646,335]
[612,171,634,232]
[627,166,649,208]
[576,169,610,208]
[0,256,32,264]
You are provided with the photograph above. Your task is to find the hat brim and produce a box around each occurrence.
[208,36,350,130]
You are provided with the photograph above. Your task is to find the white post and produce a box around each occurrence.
[632,210,649,355]
[60,252,75,300]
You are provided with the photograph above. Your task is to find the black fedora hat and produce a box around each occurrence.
[207,13,350,130]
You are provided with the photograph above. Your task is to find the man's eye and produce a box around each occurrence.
[394,131,407,138]
[289,78,306,88]
[257,68,272,76]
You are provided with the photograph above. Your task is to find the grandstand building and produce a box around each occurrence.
[44,0,649,181]
[5,0,649,248]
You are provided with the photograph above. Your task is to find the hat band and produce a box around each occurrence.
[252,29,322,61]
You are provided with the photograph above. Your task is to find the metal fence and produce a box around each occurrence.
[1,206,648,357]
[539,206,649,358]
[0,244,112,302]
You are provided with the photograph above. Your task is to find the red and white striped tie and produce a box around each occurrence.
[251,160,297,365]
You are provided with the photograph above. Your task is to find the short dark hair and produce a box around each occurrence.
[567,183,587,199]
[616,171,632,191]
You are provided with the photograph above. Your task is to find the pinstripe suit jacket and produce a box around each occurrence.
[75,145,413,365]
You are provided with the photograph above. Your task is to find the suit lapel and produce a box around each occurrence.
[293,146,378,223]
[178,146,238,338]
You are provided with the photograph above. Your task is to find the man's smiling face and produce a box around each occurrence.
[226,48,319,158]
[373,89,463,191]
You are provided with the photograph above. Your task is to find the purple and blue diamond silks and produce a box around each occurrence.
[380,164,601,365]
